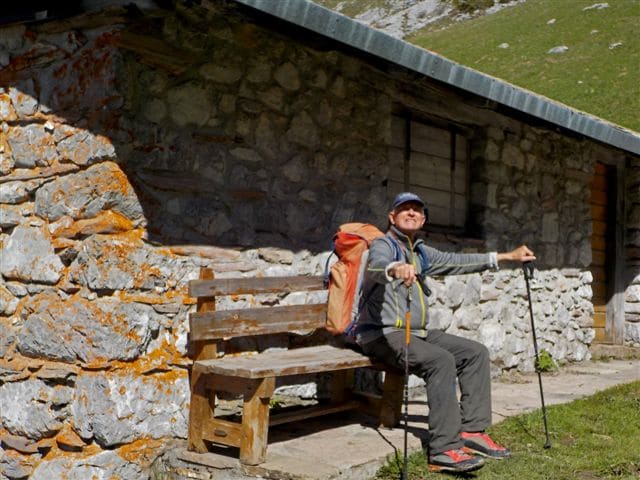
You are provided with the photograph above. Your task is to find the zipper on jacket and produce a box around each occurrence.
[408,237,427,335]
[394,290,402,328]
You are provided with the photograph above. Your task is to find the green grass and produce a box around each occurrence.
[407,0,640,132]
[376,381,640,479]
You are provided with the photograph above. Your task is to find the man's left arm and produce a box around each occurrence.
[424,245,535,276]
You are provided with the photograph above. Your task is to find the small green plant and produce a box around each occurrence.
[535,349,557,372]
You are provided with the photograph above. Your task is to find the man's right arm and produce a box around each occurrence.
[366,238,401,285]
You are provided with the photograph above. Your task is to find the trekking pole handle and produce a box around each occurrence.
[416,273,432,297]
[523,261,535,280]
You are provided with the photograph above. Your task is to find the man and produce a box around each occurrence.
[356,192,535,473]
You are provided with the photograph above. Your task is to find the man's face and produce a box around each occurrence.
[389,201,425,236]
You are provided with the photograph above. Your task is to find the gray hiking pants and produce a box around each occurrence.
[361,329,492,455]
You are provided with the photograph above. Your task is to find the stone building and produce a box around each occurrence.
[0,0,638,477]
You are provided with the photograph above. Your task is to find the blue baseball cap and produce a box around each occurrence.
[391,192,425,210]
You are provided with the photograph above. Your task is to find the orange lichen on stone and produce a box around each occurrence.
[55,425,86,452]
[41,439,102,461]
[183,295,197,306]
[102,162,137,198]
[113,290,184,305]
[51,236,78,250]
[111,341,189,374]
[56,131,115,166]
[116,437,165,463]
[3,356,40,378]
[50,211,134,238]
[152,369,186,390]
[84,229,180,290]
[82,359,111,371]
[167,244,242,261]
[0,93,17,121]
[36,360,81,377]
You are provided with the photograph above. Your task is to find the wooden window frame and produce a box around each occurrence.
[388,112,470,236]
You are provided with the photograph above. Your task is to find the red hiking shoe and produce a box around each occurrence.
[428,448,485,473]
[461,431,512,459]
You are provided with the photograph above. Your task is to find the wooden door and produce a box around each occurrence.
[590,162,614,343]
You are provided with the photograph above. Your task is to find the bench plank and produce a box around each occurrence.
[193,345,375,378]
[190,304,327,340]
[189,275,325,297]
[269,400,363,426]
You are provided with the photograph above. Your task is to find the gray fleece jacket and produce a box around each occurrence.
[355,226,498,346]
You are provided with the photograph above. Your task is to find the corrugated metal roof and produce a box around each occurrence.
[234,0,640,156]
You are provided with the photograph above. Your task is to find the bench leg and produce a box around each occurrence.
[329,369,355,404]
[379,370,404,428]
[239,377,275,465]
[188,370,212,452]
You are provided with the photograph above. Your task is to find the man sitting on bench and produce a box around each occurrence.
[355,192,535,473]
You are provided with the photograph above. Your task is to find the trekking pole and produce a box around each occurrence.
[400,285,411,480]
[523,261,552,449]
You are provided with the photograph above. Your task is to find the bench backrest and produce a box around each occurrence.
[188,269,327,342]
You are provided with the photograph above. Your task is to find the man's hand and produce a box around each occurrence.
[390,263,417,286]
[497,245,536,263]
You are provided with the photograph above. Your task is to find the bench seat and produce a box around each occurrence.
[193,344,376,378]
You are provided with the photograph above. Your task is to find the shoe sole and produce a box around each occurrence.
[462,446,512,460]
[428,462,485,473]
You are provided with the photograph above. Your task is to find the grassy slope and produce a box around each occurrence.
[407,0,640,132]
[377,381,640,479]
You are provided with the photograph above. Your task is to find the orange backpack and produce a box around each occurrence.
[324,223,400,337]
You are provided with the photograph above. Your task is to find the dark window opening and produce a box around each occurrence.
[388,114,469,235]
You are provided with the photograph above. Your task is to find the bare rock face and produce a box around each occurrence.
[0,225,63,284]
[0,379,70,440]
[68,233,188,292]
[29,451,145,480]
[315,0,527,39]
[71,372,189,447]
[17,291,162,364]
[34,162,144,225]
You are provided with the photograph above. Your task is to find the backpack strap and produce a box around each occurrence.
[387,235,403,263]
[416,243,430,275]
[323,249,335,288]
[416,243,432,297]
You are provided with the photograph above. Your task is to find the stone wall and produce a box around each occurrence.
[625,156,640,345]
[0,2,638,478]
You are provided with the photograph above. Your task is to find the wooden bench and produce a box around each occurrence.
[187,267,404,465]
